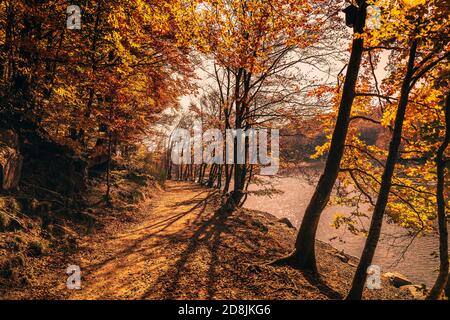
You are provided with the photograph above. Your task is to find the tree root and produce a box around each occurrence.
[267,252,319,276]
[268,253,297,267]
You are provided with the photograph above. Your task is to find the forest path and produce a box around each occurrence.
[69,181,220,299]
[61,180,409,300]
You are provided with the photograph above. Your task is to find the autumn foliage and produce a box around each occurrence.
[0,0,449,300]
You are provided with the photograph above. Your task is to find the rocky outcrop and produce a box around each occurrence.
[383,272,413,288]
[278,217,296,229]
[19,128,88,197]
[334,251,350,263]
[399,284,427,300]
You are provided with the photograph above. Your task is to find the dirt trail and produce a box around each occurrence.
[61,180,410,300]
[70,181,219,299]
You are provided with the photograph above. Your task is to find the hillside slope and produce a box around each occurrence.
[1,181,411,299]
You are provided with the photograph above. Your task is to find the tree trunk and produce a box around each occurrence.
[167,155,172,180]
[0,129,22,190]
[240,164,253,206]
[208,163,218,188]
[274,1,367,272]
[427,93,449,300]
[0,146,23,190]
[198,163,206,184]
[229,148,246,208]
[346,40,418,300]
[227,69,245,208]
[193,165,198,182]
[105,132,113,204]
[223,164,233,194]
[216,164,223,189]
[445,276,450,298]
[183,164,189,180]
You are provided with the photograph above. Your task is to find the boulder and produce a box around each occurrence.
[383,272,412,288]
[20,129,88,196]
[399,284,426,300]
[278,217,295,229]
[334,252,349,263]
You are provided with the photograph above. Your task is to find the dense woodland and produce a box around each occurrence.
[0,0,449,300]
